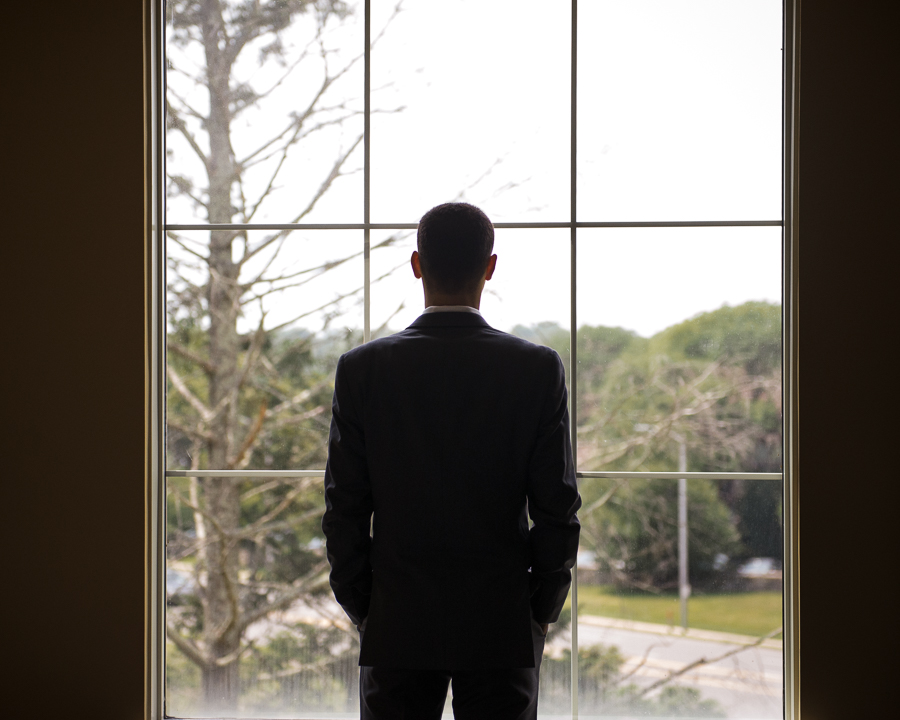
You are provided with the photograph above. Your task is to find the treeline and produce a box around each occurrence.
[515,301,783,591]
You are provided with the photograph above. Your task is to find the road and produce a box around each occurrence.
[251,602,783,718]
[540,617,784,719]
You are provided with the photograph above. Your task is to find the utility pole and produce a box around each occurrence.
[677,436,690,629]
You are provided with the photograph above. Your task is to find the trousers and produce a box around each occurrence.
[359,617,547,720]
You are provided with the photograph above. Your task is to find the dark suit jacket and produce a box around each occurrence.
[322,311,581,670]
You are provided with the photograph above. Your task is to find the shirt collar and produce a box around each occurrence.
[422,305,482,316]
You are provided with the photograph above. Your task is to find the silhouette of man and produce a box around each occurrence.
[323,202,581,720]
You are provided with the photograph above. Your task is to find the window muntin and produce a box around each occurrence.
[162,1,787,717]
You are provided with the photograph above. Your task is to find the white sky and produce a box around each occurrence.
[166,0,784,339]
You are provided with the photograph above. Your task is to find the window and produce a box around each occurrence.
[157,1,794,717]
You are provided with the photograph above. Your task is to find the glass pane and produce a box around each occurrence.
[165,0,363,225]
[539,621,574,718]
[576,477,784,718]
[165,474,360,717]
[370,228,571,354]
[577,0,783,221]
[166,230,363,472]
[575,227,782,475]
[371,0,570,222]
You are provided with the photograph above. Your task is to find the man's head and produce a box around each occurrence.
[415,202,495,297]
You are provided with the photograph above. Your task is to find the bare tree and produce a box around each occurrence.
[164,1,403,710]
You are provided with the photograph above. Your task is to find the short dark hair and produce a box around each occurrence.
[417,202,494,294]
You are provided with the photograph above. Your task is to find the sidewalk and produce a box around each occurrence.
[579,614,783,651]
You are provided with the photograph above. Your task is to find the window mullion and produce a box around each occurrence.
[570,1,579,718]
[363,0,371,343]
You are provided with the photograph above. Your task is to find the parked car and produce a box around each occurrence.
[737,557,782,578]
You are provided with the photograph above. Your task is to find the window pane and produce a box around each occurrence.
[165,0,363,225]
[577,0,783,221]
[370,228,571,353]
[576,227,782,475]
[371,0,570,222]
[165,474,359,717]
[166,230,363,472]
[576,476,784,718]
[367,228,419,336]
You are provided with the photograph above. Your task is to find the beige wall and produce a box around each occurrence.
[1,1,895,718]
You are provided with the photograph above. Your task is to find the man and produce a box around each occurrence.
[322,202,581,719]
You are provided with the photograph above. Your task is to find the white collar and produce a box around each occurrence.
[422,305,482,316]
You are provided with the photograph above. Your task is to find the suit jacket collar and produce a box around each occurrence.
[407,311,491,329]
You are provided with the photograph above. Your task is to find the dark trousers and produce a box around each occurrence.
[359,618,546,720]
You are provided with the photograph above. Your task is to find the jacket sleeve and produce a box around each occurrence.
[526,350,581,624]
[322,355,373,627]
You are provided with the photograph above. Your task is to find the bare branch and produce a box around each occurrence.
[213,640,255,667]
[262,282,360,336]
[240,109,360,172]
[240,476,314,502]
[633,626,784,698]
[241,484,307,536]
[227,399,267,469]
[237,36,317,109]
[167,109,208,168]
[262,404,327,433]
[262,257,405,335]
[266,378,332,418]
[168,341,216,374]
[373,301,406,337]
[168,419,214,443]
[166,624,209,667]
[241,133,363,265]
[237,560,330,633]
[167,175,209,211]
[615,640,667,686]
[240,253,362,304]
[167,232,209,263]
[167,365,212,422]
[228,505,326,543]
[581,478,628,516]
[167,86,207,121]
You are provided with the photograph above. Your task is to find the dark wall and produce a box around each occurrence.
[796,0,898,718]
[1,1,895,718]
[2,1,146,718]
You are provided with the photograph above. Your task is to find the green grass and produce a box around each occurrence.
[567,585,783,639]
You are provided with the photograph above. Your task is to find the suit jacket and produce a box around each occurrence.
[322,311,581,670]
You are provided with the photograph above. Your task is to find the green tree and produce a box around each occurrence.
[551,301,783,591]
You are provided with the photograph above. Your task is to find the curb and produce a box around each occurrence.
[578,614,783,650]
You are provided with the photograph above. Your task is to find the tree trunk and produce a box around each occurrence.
[199,0,243,709]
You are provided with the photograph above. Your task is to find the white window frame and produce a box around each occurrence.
[145,1,801,717]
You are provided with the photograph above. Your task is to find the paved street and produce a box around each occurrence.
[541,617,784,719]
[250,602,783,718]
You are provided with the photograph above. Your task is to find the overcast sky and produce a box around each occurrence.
[166,0,783,338]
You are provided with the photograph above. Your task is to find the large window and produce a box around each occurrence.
[161,1,789,717]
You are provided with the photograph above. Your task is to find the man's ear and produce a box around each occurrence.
[411,250,423,279]
[484,254,498,281]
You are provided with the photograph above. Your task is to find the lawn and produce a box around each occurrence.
[568,585,783,639]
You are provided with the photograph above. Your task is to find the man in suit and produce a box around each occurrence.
[322,202,581,720]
